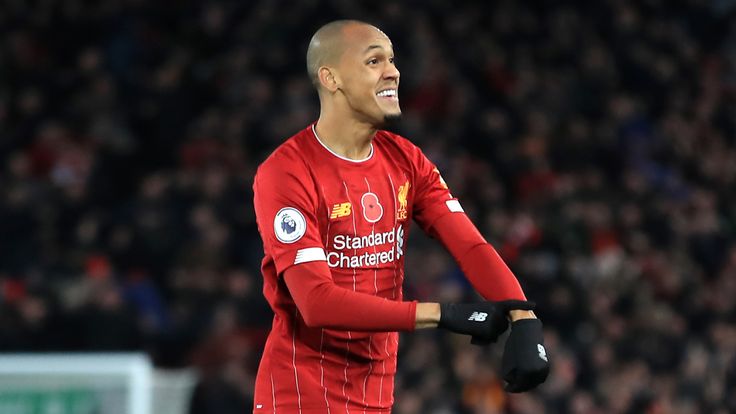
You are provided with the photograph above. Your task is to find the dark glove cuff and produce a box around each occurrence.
[510,318,543,331]
[437,303,452,329]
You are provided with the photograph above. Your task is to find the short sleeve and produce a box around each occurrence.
[411,147,465,234]
[253,154,327,275]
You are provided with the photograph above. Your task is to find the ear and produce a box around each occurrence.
[318,67,340,93]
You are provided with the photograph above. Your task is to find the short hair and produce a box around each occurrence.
[306,20,372,89]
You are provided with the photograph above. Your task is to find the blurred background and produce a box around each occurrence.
[1,0,736,413]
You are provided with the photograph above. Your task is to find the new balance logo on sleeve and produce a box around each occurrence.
[467,312,488,322]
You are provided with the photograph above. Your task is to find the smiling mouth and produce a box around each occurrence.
[376,88,398,100]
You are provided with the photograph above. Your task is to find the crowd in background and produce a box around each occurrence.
[1,0,736,413]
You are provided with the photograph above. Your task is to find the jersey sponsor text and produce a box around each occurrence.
[327,225,404,268]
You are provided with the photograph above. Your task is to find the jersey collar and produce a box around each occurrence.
[311,124,374,163]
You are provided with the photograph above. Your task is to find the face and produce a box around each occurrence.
[333,25,401,126]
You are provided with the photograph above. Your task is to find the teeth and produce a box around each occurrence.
[377,89,397,97]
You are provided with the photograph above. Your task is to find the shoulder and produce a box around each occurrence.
[255,126,313,181]
[374,129,424,158]
[253,127,320,205]
[374,129,427,165]
[374,129,419,152]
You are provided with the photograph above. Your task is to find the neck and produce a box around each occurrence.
[314,108,376,161]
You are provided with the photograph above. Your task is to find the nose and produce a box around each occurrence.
[384,62,400,82]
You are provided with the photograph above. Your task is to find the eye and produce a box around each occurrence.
[367,58,379,65]
[389,57,395,64]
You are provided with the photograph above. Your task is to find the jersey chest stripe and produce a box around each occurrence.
[270,373,276,413]
[387,174,399,300]
[362,177,376,407]
[342,181,358,292]
[382,173,402,406]
[388,174,403,400]
[321,184,332,246]
[341,180,356,412]
[318,184,332,412]
[319,329,330,413]
[364,176,379,296]
[292,308,303,413]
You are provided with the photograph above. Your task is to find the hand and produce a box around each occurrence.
[438,300,535,344]
[502,319,550,392]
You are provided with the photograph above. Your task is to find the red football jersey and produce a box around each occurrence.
[252,124,461,413]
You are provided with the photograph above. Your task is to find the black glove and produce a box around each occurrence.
[438,300,535,344]
[502,318,550,392]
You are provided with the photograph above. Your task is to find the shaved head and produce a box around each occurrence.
[305,19,400,126]
[306,20,383,89]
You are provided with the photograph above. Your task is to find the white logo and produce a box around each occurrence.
[273,207,306,244]
[256,404,263,409]
[468,312,488,322]
[395,226,404,259]
[537,344,548,362]
[326,225,405,268]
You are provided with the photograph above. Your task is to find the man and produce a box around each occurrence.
[252,20,549,413]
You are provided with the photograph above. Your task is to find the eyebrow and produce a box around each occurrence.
[363,44,392,54]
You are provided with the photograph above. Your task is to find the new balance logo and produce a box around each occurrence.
[467,312,488,322]
[330,202,352,219]
[537,344,548,362]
